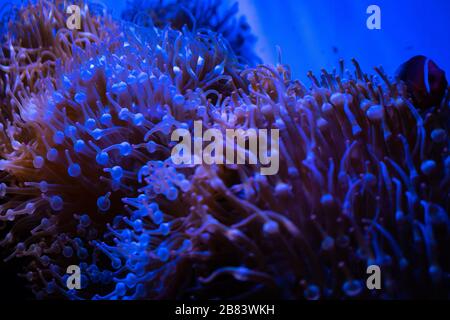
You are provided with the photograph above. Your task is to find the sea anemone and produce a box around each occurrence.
[0,0,448,300]
[167,62,449,299]
[1,0,245,299]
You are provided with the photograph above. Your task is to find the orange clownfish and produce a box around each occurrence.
[397,55,448,109]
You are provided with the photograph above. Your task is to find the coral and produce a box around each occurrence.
[0,0,449,300]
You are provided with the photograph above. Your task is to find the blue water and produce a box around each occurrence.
[242,0,450,80]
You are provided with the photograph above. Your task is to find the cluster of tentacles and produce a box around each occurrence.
[0,0,448,300]
[121,0,260,65]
